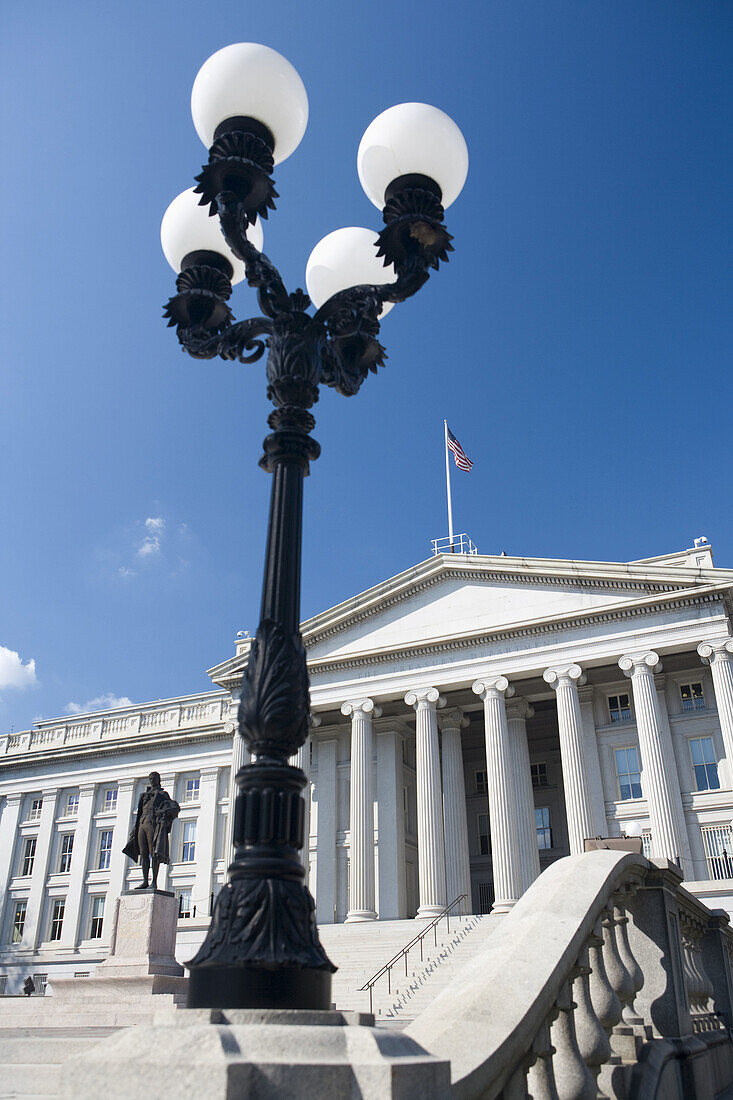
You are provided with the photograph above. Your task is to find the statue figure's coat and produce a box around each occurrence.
[123,785,180,866]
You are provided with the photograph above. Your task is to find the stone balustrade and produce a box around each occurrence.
[0,694,230,757]
[407,850,733,1099]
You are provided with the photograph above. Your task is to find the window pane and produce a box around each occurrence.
[630,777,643,799]
[619,780,631,801]
[700,737,715,764]
[692,683,704,699]
[706,763,720,790]
[627,747,640,773]
[614,748,627,772]
[694,764,708,791]
[690,738,704,765]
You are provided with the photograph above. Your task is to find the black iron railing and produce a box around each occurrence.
[357,894,468,1014]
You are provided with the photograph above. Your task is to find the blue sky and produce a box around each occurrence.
[1,1,731,730]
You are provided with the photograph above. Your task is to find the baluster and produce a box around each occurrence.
[503,1056,532,1100]
[589,914,622,1033]
[551,977,597,1100]
[573,941,611,1096]
[613,896,644,1026]
[681,929,701,1015]
[526,1017,560,1100]
[602,906,634,1021]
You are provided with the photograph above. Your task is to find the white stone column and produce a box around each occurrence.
[405,688,447,918]
[699,639,733,775]
[0,793,22,936]
[60,783,96,948]
[315,735,338,923]
[577,685,610,837]
[473,677,522,912]
[376,725,407,920]
[544,664,596,856]
[342,699,380,922]
[108,779,136,900]
[193,767,219,918]
[655,674,692,874]
[291,716,317,876]
[226,720,250,860]
[22,787,59,949]
[619,651,687,864]
[505,698,541,893]
[438,708,472,913]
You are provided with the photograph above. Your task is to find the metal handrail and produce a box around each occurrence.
[357,894,468,1014]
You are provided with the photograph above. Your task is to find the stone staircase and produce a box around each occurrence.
[0,1029,116,1099]
[0,914,496,1095]
[320,912,497,1027]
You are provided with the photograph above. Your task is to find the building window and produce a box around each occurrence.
[701,824,733,880]
[58,834,74,874]
[531,762,548,788]
[477,813,490,856]
[181,821,197,862]
[680,682,705,712]
[536,807,553,850]
[89,896,105,939]
[11,901,27,943]
[615,747,642,800]
[183,778,200,803]
[28,799,43,822]
[103,788,118,812]
[48,899,65,942]
[177,889,193,919]
[66,793,79,816]
[690,737,720,792]
[21,837,37,877]
[608,694,632,724]
[475,770,488,795]
[98,830,113,870]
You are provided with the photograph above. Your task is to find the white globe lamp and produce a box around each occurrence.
[191,43,308,163]
[357,102,468,210]
[306,228,396,316]
[160,188,263,285]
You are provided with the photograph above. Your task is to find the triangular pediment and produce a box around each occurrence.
[208,549,733,685]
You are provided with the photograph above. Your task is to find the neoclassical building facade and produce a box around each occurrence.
[2,542,733,992]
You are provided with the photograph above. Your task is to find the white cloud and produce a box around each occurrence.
[65,693,133,715]
[0,645,37,691]
[137,516,165,559]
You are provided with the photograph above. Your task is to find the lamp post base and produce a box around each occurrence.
[187,965,332,1011]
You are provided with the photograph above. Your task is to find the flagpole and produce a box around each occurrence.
[444,419,455,551]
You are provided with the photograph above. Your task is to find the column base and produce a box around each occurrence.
[416,905,448,920]
[490,898,517,915]
[345,909,378,923]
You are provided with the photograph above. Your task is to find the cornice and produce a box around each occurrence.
[302,586,729,678]
[209,585,727,691]
[0,723,230,773]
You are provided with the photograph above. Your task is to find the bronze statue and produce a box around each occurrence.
[122,771,180,890]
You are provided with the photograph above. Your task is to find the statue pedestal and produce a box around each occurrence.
[52,889,186,1003]
[60,1009,451,1099]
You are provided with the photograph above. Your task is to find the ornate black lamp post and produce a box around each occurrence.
[161,42,467,1011]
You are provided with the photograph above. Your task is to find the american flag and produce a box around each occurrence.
[446,427,473,471]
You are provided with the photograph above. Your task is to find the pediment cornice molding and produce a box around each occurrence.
[210,584,731,689]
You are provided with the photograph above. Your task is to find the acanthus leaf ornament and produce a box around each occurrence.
[237,618,311,760]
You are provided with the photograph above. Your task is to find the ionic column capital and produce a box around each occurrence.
[544,664,586,689]
[310,713,322,728]
[438,707,469,732]
[698,638,733,666]
[472,676,514,700]
[405,688,445,711]
[505,697,534,722]
[619,651,662,677]
[341,698,382,719]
